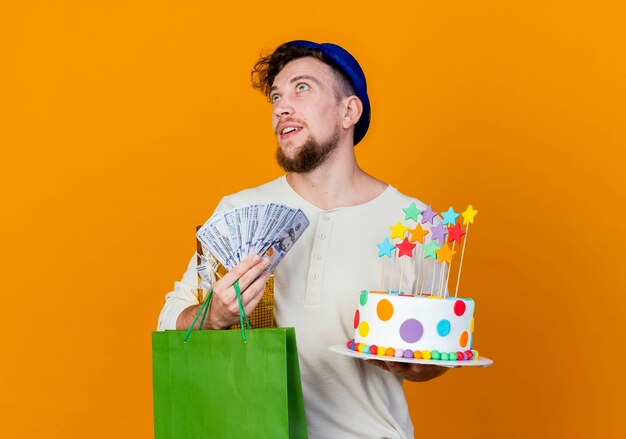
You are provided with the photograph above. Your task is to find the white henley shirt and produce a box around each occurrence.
[158,175,435,439]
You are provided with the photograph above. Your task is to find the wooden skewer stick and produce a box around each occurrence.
[388,249,397,292]
[420,257,429,294]
[414,246,423,294]
[380,258,385,291]
[437,261,445,297]
[444,241,456,297]
[399,256,407,294]
[430,260,437,296]
[454,223,470,297]
[439,260,448,297]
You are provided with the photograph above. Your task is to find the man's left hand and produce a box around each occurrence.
[368,360,449,382]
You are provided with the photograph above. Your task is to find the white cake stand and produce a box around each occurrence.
[329,344,494,368]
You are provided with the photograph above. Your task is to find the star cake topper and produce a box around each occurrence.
[422,240,440,260]
[420,205,438,225]
[447,223,466,244]
[430,223,449,245]
[389,221,409,240]
[396,237,417,257]
[435,242,456,264]
[376,237,396,258]
[408,223,429,244]
[441,206,461,226]
[402,202,422,222]
[462,205,478,225]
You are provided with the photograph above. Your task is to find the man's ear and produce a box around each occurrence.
[341,96,363,129]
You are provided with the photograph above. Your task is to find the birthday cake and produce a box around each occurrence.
[349,292,476,361]
[346,204,481,362]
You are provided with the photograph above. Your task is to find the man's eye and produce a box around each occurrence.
[296,83,309,92]
[271,94,280,103]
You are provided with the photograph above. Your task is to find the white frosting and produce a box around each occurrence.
[354,291,475,353]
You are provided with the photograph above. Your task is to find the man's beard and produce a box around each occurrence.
[275,127,340,173]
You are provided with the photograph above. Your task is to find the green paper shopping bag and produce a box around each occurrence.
[152,283,307,439]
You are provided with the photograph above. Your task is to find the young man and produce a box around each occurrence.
[158,40,446,438]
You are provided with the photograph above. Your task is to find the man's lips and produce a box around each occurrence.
[277,123,304,140]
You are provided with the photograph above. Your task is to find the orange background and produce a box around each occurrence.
[1,1,625,437]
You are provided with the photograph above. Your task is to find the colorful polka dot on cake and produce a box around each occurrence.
[376,299,394,321]
[359,290,368,306]
[399,319,423,343]
[454,300,466,316]
[436,319,451,337]
[459,331,469,348]
[358,321,369,337]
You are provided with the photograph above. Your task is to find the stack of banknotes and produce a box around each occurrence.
[196,203,310,275]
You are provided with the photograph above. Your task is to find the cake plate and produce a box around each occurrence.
[329,345,493,368]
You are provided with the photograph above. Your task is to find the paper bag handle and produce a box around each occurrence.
[183,280,251,343]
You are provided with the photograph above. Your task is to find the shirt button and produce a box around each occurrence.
[314,253,321,260]
[319,233,326,240]
[312,273,318,280]
[323,215,330,221]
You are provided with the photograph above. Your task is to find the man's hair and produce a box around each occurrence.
[251,43,355,102]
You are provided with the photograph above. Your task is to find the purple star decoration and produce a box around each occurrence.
[420,205,438,224]
[430,223,449,245]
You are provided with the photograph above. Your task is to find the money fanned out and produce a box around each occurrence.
[196,203,310,274]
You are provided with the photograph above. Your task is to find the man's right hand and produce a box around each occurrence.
[176,254,272,330]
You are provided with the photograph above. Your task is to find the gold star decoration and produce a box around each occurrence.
[409,223,429,244]
[389,221,409,240]
[435,242,456,264]
[461,205,478,225]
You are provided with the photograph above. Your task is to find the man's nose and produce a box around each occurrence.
[274,97,294,118]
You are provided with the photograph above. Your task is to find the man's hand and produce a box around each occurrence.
[368,360,449,382]
[176,254,271,330]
